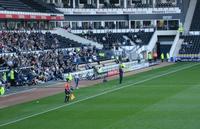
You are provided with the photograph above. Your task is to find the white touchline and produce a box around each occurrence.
[0,63,199,127]
[2,82,65,98]
[1,88,37,98]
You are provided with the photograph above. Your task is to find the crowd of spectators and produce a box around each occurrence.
[0,32,61,53]
[0,31,106,87]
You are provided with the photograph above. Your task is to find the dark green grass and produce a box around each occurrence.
[1,63,200,129]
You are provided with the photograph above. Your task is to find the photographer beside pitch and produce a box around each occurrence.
[64,80,72,103]
[64,74,72,103]
[64,74,75,103]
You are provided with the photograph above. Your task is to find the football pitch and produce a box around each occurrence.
[1,62,200,129]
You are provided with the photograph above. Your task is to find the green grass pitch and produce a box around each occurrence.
[1,63,200,129]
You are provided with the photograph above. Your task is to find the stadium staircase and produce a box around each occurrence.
[123,35,136,46]
[122,36,141,61]
[184,0,197,34]
[169,32,183,58]
[137,31,157,53]
[126,46,141,61]
[52,28,103,48]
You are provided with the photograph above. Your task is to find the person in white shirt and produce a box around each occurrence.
[74,74,80,89]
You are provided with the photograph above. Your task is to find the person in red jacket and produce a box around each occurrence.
[64,81,71,103]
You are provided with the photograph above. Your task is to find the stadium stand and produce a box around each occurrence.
[126,32,154,46]
[178,0,200,55]
[80,32,125,49]
[80,31,154,49]
[0,0,61,13]
[179,35,200,55]
[190,0,200,31]
[19,0,61,13]
[46,33,82,48]
[0,0,33,12]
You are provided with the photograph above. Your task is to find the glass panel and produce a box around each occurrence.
[82,22,90,29]
[80,0,87,4]
[136,21,141,28]
[99,0,104,4]
[143,21,152,28]
[132,0,142,4]
[94,22,101,29]
[72,22,78,29]
[157,20,168,30]
[63,22,70,27]
[168,20,179,30]
[116,21,129,29]
[131,21,135,29]
[110,0,119,4]
[105,22,115,29]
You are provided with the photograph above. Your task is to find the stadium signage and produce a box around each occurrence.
[96,11,118,14]
[63,69,94,80]
[163,16,172,20]
[60,8,180,15]
[18,15,25,19]
[65,10,179,15]
[176,57,200,62]
[0,11,64,20]
[124,62,149,72]
[107,70,119,77]
[30,15,36,19]
[41,16,47,19]
[152,11,165,14]
[5,15,12,18]
[73,11,91,14]
[123,11,146,14]
[96,11,107,14]
[63,60,151,81]
[0,14,64,20]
